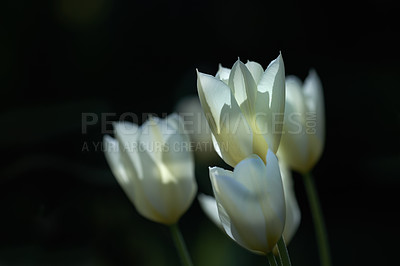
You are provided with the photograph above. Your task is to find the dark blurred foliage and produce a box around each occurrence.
[0,0,399,265]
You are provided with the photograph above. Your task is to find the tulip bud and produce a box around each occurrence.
[103,113,197,225]
[196,54,286,167]
[199,157,301,251]
[277,70,325,173]
[207,150,286,254]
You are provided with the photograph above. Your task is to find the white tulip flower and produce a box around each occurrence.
[197,54,286,167]
[103,113,197,225]
[207,150,286,254]
[198,158,300,249]
[277,70,325,173]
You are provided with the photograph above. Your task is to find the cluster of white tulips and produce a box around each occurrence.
[103,53,329,266]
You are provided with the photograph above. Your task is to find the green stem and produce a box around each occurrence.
[277,236,292,266]
[169,223,193,266]
[275,253,282,266]
[302,172,332,266]
[267,252,278,266]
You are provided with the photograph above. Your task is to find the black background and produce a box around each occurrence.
[1,0,399,265]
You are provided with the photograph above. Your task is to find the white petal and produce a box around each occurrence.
[265,150,286,223]
[104,134,162,223]
[254,89,271,155]
[216,108,254,166]
[161,122,195,182]
[138,148,196,224]
[164,113,192,142]
[103,135,132,190]
[207,167,238,242]
[215,64,231,83]
[277,129,310,173]
[245,61,264,84]
[113,121,143,179]
[232,154,268,191]
[262,150,286,247]
[113,121,139,136]
[233,151,286,246]
[197,71,253,167]
[197,71,233,134]
[137,116,165,161]
[138,114,187,164]
[209,166,235,180]
[164,112,192,137]
[198,194,223,229]
[228,60,257,119]
[285,76,307,116]
[164,113,181,132]
[257,54,286,153]
[211,133,223,159]
[303,69,324,116]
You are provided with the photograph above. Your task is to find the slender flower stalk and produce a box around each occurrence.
[303,172,331,266]
[267,252,278,266]
[276,237,292,266]
[170,223,193,266]
[275,255,282,266]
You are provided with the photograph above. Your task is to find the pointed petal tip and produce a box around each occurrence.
[103,134,120,154]
[309,67,317,74]
[146,115,158,124]
[272,52,284,67]
[209,166,218,172]
[231,57,245,67]
[305,68,322,90]
[166,112,184,128]
[265,52,284,71]
[196,69,208,79]
[308,68,320,80]
[113,121,139,137]
[111,121,119,129]
[278,52,284,62]
[196,68,209,77]
[103,134,114,142]
[198,193,214,203]
[167,112,179,121]
[112,121,127,134]
[196,70,211,80]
